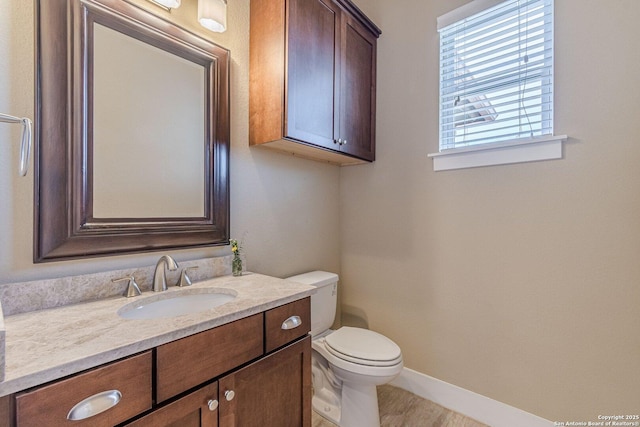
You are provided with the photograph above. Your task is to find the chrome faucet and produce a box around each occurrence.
[153,255,179,292]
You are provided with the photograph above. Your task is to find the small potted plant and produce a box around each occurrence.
[230,239,243,276]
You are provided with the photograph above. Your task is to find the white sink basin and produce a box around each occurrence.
[118,288,237,320]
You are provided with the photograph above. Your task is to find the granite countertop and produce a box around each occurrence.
[0,273,315,397]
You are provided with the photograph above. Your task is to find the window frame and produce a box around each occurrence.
[430,0,566,171]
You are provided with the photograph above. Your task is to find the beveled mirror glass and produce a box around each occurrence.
[35,0,230,262]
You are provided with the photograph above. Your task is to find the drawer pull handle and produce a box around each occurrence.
[207,399,219,411]
[67,390,122,421]
[225,390,235,401]
[281,315,302,330]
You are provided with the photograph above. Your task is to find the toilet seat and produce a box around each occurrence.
[312,328,403,378]
[324,327,402,367]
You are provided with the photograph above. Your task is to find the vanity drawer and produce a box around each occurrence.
[265,297,311,353]
[156,313,263,403]
[15,351,152,427]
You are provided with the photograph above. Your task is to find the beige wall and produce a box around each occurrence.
[0,0,340,283]
[340,0,640,421]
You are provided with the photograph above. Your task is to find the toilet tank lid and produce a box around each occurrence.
[286,271,338,287]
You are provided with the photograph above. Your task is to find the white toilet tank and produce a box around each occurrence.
[286,271,338,336]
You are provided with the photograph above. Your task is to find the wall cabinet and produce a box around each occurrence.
[250,0,380,166]
[6,298,311,427]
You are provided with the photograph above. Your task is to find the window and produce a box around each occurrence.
[430,0,566,171]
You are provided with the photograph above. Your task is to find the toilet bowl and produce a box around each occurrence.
[312,327,403,426]
[286,272,403,427]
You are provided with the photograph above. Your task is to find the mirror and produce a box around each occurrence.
[92,23,206,218]
[35,0,230,262]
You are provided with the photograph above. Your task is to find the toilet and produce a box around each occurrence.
[286,271,403,427]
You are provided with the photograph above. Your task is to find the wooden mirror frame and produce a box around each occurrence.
[34,0,230,262]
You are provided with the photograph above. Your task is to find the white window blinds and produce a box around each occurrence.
[438,0,554,151]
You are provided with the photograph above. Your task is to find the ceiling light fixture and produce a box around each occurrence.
[198,0,227,33]
[147,0,181,10]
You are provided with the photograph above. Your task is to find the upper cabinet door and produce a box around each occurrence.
[339,14,377,162]
[286,0,342,149]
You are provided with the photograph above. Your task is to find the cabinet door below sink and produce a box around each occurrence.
[124,382,218,427]
[218,336,311,427]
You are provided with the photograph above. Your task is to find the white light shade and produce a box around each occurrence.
[150,0,181,8]
[199,0,227,33]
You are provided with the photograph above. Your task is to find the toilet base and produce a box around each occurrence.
[312,349,342,425]
[312,382,380,427]
[340,382,380,427]
[312,394,341,425]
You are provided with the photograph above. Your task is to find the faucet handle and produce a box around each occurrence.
[113,275,142,298]
[176,266,199,287]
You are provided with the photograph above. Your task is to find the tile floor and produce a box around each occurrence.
[311,385,489,427]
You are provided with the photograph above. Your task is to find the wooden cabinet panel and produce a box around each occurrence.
[248,0,285,146]
[250,0,380,166]
[339,14,377,161]
[265,297,310,353]
[15,351,152,427]
[218,337,311,427]
[286,0,341,149]
[156,314,263,403]
[124,382,218,427]
[0,394,15,427]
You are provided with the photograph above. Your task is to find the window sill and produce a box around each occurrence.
[428,135,568,171]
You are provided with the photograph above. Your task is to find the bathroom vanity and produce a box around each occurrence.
[0,274,314,426]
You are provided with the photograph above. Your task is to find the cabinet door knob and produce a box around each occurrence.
[224,390,235,401]
[334,139,339,144]
[342,139,347,145]
[207,399,219,412]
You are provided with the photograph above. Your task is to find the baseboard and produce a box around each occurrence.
[389,368,554,427]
